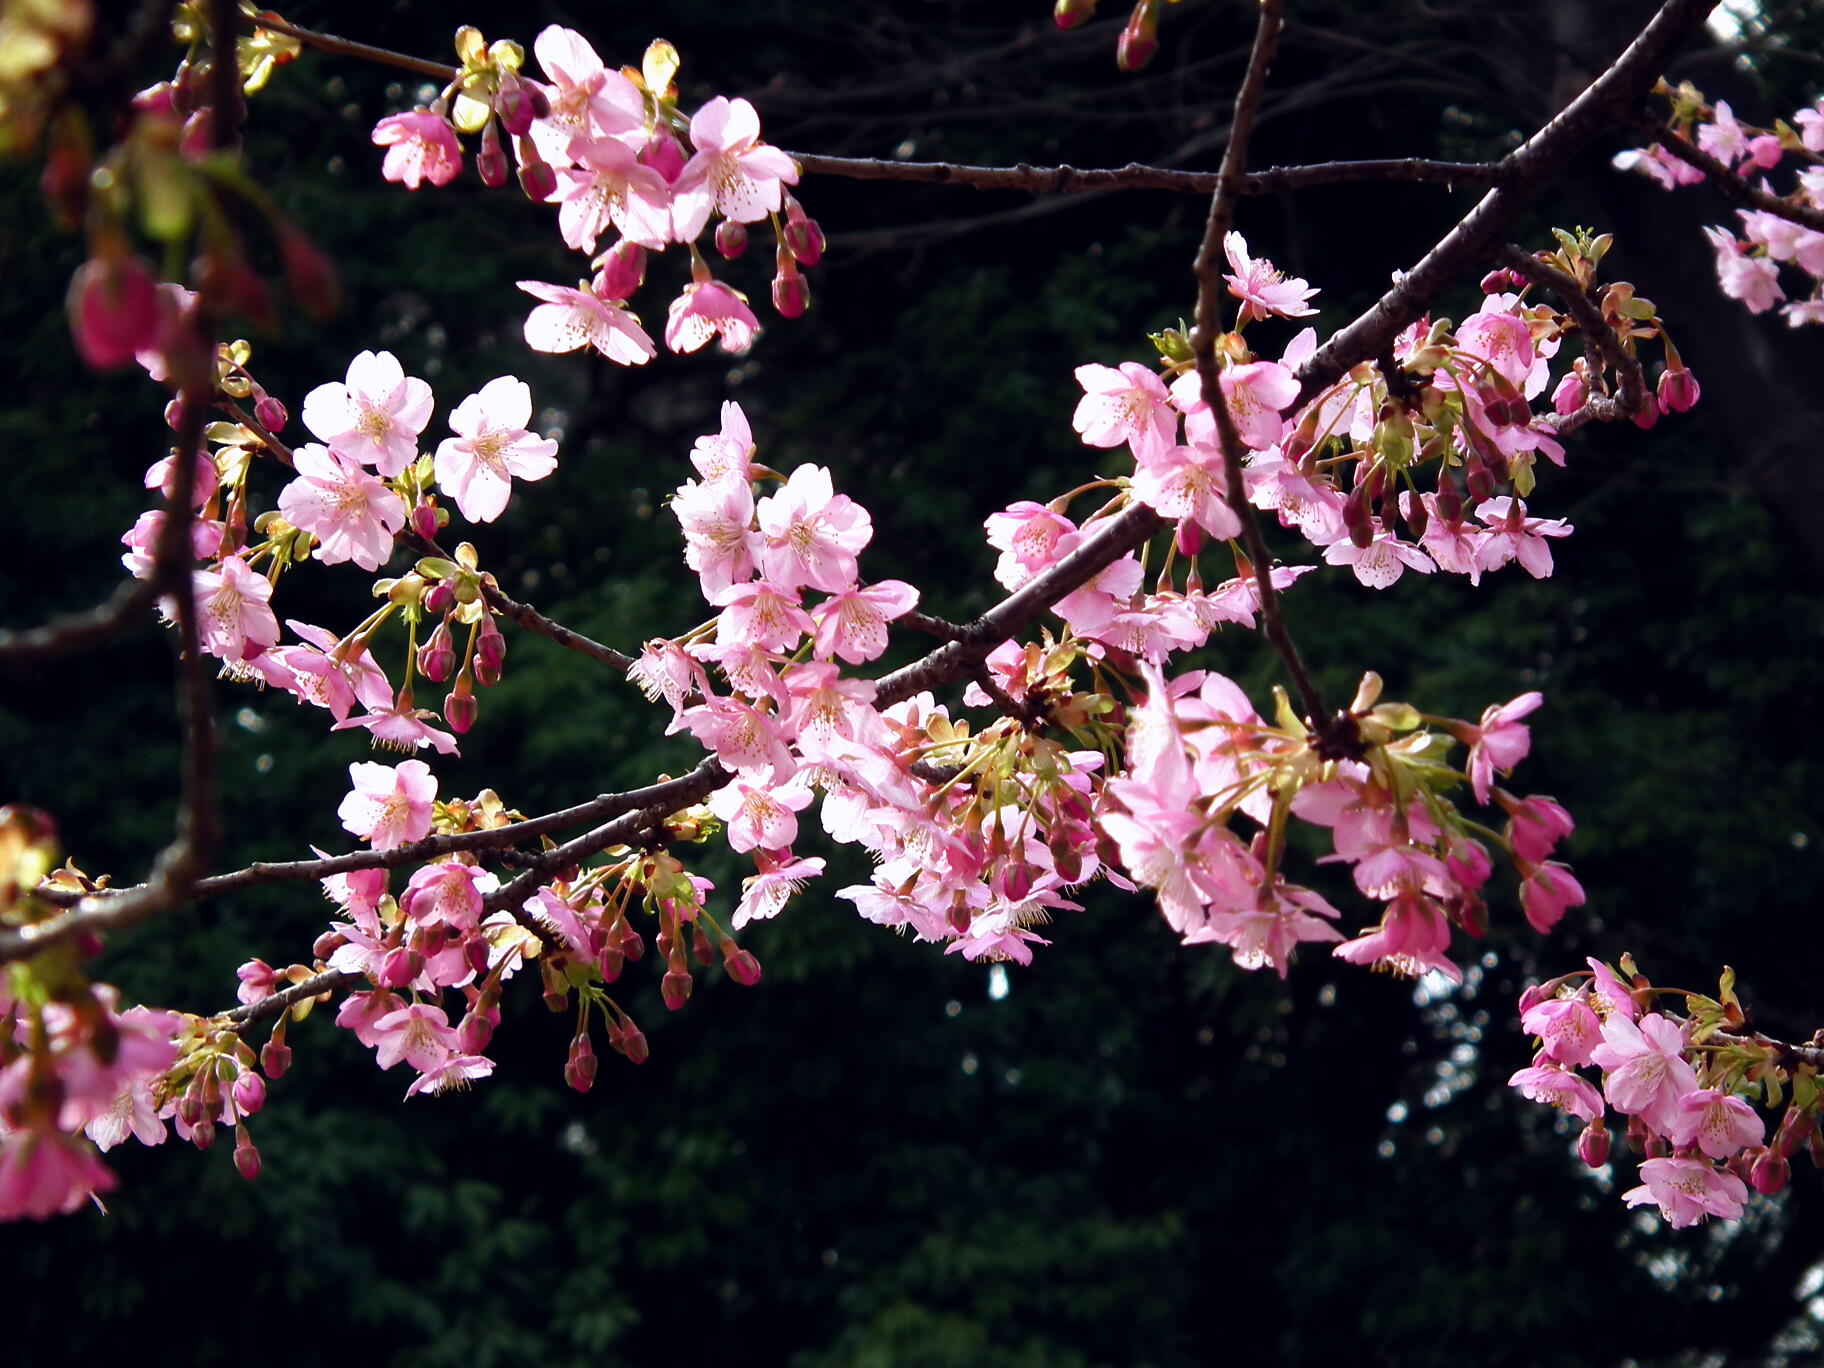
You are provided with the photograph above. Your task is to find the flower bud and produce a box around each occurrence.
[69,254,163,369]
[639,131,684,184]
[772,253,809,319]
[661,968,693,1011]
[1550,366,1587,417]
[714,220,748,259]
[598,942,624,983]
[417,622,456,683]
[253,393,287,432]
[619,920,646,962]
[1657,364,1700,414]
[518,158,558,203]
[564,1031,597,1093]
[783,213,825,267]
[444,688,478,734]
[476,119,509,189]
[1750,1147,1790,1196]
[619,1023,649,1064]
[493,71,543,137]
[1478,268,1527,294]
[594,240,647,301]
[474,619,506,687]
[190,1116,217,1150]
[1115,0,1160,72]
[260,1037,291,1080]
[231,1070,267,1117]
[1630,398,1659,431]
[312,929,347,960]
[1174,519,1203,557]
[1577,1119,1610,1169]
[1054,0,1097,29]
[690,922,714,967]
[719,936,762,986]
[1776,1106,1815,1158]
[378,944,421,989]
[233,1126,260,1180]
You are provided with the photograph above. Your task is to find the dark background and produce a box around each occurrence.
[3,1,1824,1364]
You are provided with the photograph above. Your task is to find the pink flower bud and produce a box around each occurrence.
[312,929,347,960]
[493,72,543,138]
[783,214,825,267]
[260,1038,291,1080]
[1434,476,1462,524]
[772,263,809,319]
[1515,981,1551,1015]
[68,254,163,369]
[190,1116,216,1150]
[477,120,509,189]
[1550,367,1587,417]
[639,131,684,184]
[1577,1120,1610,1169]
[253,393,287,432]
[231,1070,267,1117]
[1478,268,1527,294]
[417,622,456,683]
[714,220,748,259]
[1174,518,1203,557]
[1657,365,1700,414]
[1054,0,1097,29]
[474,619,506,686]
[378,944,421,989]
[720,937,762,986]
[518,159,558,203]
[1750,1147,1790,1195]
[457,1009,494,1054]
[444,688,477,734]
[564,1031,597,1093]
[619,1023,649,1064]
[690,923,714,967]
[1630,398,1659,430]
[594,240,647,301]
[422,579,454,614]
[661,968,693,1011]
[233,1126,261,1180]
[620,920,646,962]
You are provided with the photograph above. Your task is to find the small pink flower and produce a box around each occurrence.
[517,280,655,366]
[1518,860,1584,934]
[371,110,462,190]
[1703,226,1786,315]
[755,465,872,594]
[1668,1089,1765,1160]
[733,852,826,929]
[708,775,813,853]
[331,702,461,755]
[551,136,674,252]
[1222,230,1319,323]
[190,556,281,665]
[665,279,760,355]
[1462,691,1542,805]
[1322,531,1436,590]
[434,376,559,523]
[0,1124,117,1221]
[811,581,919,664]
[1072,362,1177,462]
[527,25,644,166]
[338,759,437,850]
[1590,1011,1699,1136]
[670,96,800,242]
[301,350,434,477]
[1623,1157,1748,1228]
[277,443,406,572]
[1508,1062,1603,1123]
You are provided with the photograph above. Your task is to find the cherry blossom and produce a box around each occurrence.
[371,111,462,190]
[190,555,281,665]
[301,350,435,477]
[665,279,760,355]
[1072,362,1178,461]
[277,443,406,571]
[526,25,644,167]
[1622,1157,1748,1228]
[670,96,800,242]
[755,464,872,594]
[517,279,656,366]
[337,759,438,850]
[434,377,560,523]
[1222,230,1319,323]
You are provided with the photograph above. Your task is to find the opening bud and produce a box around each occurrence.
[417,621,456,683]
[1750,1147,1790,1196]
[1576,1119,1609,1169]
[1657,364,1700,415]
[232,1070,267,1117]
[594,240,647,301]
[518,158,558,203]
[493,71,545,137]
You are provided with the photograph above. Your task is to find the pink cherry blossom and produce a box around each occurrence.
[551,137,674,253]
[1462,691,1541,805]
[1623,1157,1748,1228]
[984,503,1077,590]
[1521,995,1603,1068]
[733,852,826,929]
[1471,497,1572,582]
[526,25,644,166]
[301,350,434,477]
[371,111,462,190]
[337,759,437,850]
[1072,362,1177,462]
[755,465,872,594]
[713,580,814,653]
[277,443,405,571]
[1703,226,1786,314]
[332,701,460,755]
[665,279,760,355]
[1322,531,1436,590]
[1222,231,1319,323]
[433,377,559,523]
[517,279,655,366]
[670,97,801,242]
[190,555,281,665]
[1508,1062,1604,1123]
[708,775,814,853]
[1590,1011,1700,1135]
[0,1124,117,1220]
[1130,442,1243,540]
[1519,860,1584,934]
[675,475,760,599]
[1668,1089,1764,1160]
[811,580,919,664]
[690,401,758,482]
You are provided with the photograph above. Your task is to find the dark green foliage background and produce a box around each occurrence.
[2,1,1823,1364]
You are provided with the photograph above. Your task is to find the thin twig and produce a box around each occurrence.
[1651,126,1824,233]
[0,580,159,670]
[251,13,459,82]
[221,969,364,1031]
[1497,244,1649,425]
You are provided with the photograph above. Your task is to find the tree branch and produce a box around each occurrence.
[0,580,160,670]
[1497,243,1650,426]
[1650,125,1824,233]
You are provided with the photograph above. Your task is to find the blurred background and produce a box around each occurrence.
[3,1,1824,1363]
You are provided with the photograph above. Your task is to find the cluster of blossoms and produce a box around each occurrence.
[119,341,565,752]
[1617,81,1824,325]
[368,25,820,362]
[1512,958,1823,1228]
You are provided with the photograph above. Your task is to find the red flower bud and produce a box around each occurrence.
[417,621,456,683]
[721,939,762,986]
[564,1031,597,1093]
[518,159,558,203]
[1750,1147,1790,1196]
[1577,1120,1609,1169]
[477,119,509,189]
[260,1038,291,1080]
[661,968,693,1011]
[1115,0,1160,72]
[783,214,824,267]
[1657,364,1700,414]
[772,261,809,319]
[594,240,647,301]
[68,254,163,369]
[1054,0,1097,29]
[231,1070,267,1117]
[233,1126,260,1180]
[253,393,287,432]
[494,72,542,138]
[619,1023,649,1064]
